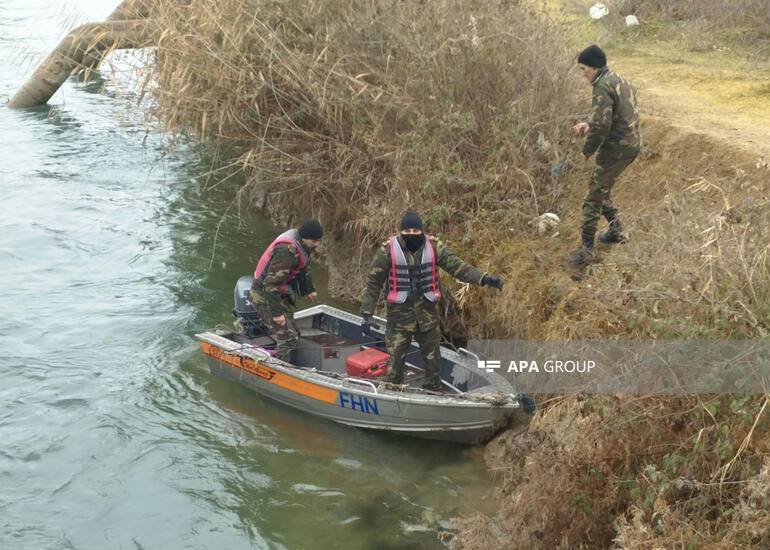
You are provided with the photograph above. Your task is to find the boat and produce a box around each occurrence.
[195,276,531,444]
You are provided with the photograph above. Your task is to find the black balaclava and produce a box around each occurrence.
[400,211,425,253]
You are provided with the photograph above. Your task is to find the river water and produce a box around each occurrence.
[0,2,497,549]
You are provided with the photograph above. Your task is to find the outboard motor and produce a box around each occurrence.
[233,275,265,338]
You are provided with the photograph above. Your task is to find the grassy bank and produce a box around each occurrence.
[452,393,769,549]
[564,0,770,60]
[133,0,769,547]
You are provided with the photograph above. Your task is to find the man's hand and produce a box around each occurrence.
[307,291,318,302]
[273,314,286,326]
[572,122,590,136]
[482,274,503,291]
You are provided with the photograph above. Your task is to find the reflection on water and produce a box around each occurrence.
[0,1,498,549]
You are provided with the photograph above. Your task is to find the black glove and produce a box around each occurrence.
[294,268,314,297]
[361,313,379,335]
[482,273,503,291]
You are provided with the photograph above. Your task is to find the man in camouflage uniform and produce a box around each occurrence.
[360,212,503,391]
[249,219,322,361]
[569,44,641,265]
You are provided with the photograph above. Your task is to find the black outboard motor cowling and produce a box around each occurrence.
[233,275,264,338]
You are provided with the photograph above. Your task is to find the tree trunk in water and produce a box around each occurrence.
[8,0,160,108]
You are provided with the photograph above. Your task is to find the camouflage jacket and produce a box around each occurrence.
[360,235,486,331]
[583,67,641,157]
[251,242,315,316]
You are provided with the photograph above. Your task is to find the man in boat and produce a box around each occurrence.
[568,44,641,265]
[360,212,503,391]
[249,219,323,361]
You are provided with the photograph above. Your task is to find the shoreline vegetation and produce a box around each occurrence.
[97,0,768,547]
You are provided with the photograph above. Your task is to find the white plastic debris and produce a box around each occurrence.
[530,212,561,235]
[589,3,609,20]
[536,131,552,152]
[625,15,640,26]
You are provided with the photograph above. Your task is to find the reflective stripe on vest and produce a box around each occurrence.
[253,229,308,294]
[385,234,440,304]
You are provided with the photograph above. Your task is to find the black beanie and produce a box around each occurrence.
[400,211,423,231]
[577,44,606,68]
[298,218,323,239]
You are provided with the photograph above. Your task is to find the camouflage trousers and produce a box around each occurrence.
[385,323,442,390]
[581,146,639,244]
[250,292,298,363]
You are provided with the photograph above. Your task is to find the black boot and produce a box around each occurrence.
[597,219,628,244]
[567,244,598,265]
[567,231,598,265]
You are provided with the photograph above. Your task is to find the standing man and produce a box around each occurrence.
[250,219,323,362]
[569,44,641,265]
[360,212,503,391]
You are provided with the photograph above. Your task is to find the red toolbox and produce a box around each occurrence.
[346,348,389,378]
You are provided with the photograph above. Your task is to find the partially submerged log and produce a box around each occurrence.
[8,0,159,108]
